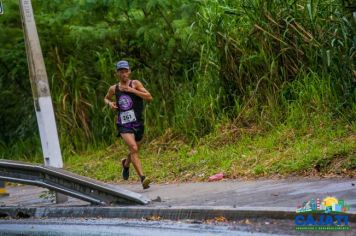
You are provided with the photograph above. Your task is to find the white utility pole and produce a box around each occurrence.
[0,0,8,197]
[19,0,66,202]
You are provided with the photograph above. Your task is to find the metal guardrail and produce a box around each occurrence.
[0,160,150,206]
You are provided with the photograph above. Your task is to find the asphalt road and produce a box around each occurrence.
[0,218,354,236]
[1,178,355,235]
[2,178,356,211]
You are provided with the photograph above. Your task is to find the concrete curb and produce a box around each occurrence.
[1,206,355,222]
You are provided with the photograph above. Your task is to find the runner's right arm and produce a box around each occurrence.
[104,85,117,109]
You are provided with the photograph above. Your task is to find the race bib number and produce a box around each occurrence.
[120,110,136,124]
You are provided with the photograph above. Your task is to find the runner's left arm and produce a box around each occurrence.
[125,80,153,101]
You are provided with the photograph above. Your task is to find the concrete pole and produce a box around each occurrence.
[0,1,6,198]
[19,0,67,203]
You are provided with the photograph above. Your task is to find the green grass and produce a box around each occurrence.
[65,116,356,183]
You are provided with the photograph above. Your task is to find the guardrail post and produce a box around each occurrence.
[0,181,9,197]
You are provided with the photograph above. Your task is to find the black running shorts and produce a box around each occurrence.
[117,125,144,142]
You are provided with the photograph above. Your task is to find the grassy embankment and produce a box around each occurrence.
[64,116,355,183]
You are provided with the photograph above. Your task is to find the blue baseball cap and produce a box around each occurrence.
[116,60,130,70]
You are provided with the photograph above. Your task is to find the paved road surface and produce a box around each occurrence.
[1,177,355,212]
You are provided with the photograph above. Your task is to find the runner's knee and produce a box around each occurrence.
[129,144,139,154]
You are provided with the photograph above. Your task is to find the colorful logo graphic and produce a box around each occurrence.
[119,95,133,110]
[295,197,351,231]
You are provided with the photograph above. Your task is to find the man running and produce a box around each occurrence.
[104,60,152,189]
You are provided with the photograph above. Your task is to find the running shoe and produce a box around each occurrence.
[141,176,151,189]
[121,158,129,180]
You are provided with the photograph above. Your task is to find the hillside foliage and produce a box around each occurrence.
[0,0,355,162]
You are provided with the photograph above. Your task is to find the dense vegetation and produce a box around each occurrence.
[0,0,355,180]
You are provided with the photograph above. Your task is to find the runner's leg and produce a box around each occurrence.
[124,141,140,167]
[120,133,144,177]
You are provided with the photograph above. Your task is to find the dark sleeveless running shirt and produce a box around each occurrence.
[115,80,144,128]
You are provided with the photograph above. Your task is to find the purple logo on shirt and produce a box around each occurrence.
[119,95,133,110]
